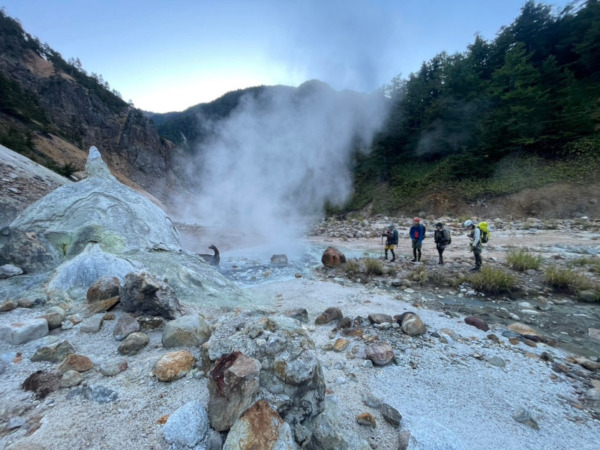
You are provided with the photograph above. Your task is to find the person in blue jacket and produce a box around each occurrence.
[409,217,426,262]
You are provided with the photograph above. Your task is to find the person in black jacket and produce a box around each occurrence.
[382,224,399,262]
[433,222,451,265]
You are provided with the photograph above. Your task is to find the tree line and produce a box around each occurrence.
[349,0,600,211]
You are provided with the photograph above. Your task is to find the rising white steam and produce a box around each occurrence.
[177,82,388,256]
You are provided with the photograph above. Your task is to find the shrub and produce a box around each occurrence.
[544,266,593,293]
[469,267,517,295]
[344,259,361,277]
[568,257,600,273]
[386,266,398,277]
[409,265,428,285]
[364,258,384,276]
[506,249,542,271]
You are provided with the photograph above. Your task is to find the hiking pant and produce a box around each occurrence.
[472,246,482,268]
[436,244,446,263]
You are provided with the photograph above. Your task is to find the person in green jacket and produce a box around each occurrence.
[382,224,399,262]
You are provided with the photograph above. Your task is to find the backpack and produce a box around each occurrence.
[478,222,490,243]
[444,229,452,245]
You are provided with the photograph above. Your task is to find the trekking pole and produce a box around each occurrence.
[381,234,384,260]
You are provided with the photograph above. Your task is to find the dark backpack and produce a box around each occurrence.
[444,229,451,245]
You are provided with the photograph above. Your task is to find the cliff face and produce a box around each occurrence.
[0,12,187,202]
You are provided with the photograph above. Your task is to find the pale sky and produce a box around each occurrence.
[2,0,573,113]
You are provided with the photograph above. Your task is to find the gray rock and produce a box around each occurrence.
[162,315,211,348]
[113,313,140,341]
[401,314,426,336]
[380,403,402,427]
[368,313,394,325]
[163,400,209,449]
[38,306,66,329]
[119,271,182,320]
[31,340,75,363]
[79,314,104,333]
[512,407,539,430]
[271,254,289,265]
[0,318,49,344]
[60,370,83,388]
[208,351,261,432]
[315,307,343,325]
[206,314,326,430]
[117,332,149,356]
[362,393,381,409]
[0,264,23,279]
[223,400,296,450]
[99,360,128,377]
[67,384,118,403]
[284,308,309,323]
[0,300,17,312]
[487,356,506,368]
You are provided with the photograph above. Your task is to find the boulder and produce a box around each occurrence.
[118,332,149,356]
[368,313,394,325]
[0,264,23,279]
[321,247,346,268]
[206,314,326,430]
[119,271,182,320]
[223,400,296,450]
[208,351,261,431]
[162,315,211,348]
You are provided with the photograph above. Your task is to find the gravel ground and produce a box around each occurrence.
[1,233,599,449]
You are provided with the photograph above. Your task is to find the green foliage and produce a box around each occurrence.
[544,266,593,293]
[506,249,542,271]
[567,257,600,273]
[386,266,398,277]
[364,258,384,276]
[469,267,517,295]
[0,72,48,125]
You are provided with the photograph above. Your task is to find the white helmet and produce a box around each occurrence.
[464,220,473,227]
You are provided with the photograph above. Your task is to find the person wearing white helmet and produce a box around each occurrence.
[464,219,482,271]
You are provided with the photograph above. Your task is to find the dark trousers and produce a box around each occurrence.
[472,246,482,268]
[436,244,446,263]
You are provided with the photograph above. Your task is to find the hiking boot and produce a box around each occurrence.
[470,266,481,272]
[438,260,443,265]
[411,259,417,263]
[391,258,395,262]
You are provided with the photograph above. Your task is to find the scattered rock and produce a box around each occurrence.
[0,318,49,344]
[0,263,23,279]
[153,350,196,381]
[117,332,149,356]
[401,313,426,336]
[365,343,394,366]
[38,306,65,329]
[283,308,308,323]
[83,296,119,317]
[333,338,349,352]
[512,407,539,430]
[315,307,343,325]
[57,354,94,373]
[60,370,83,388]
[161,314,211,348]
[356,412,376,427]
[163,401,210,450]
[113,313,140,341]
[380,403,402,427]
[99,360,128,377]
[67,384,118,403]
[487,356,506,368]
[464,316,489,332]
[270,254,288,265]
[79,314,104,333]
[368,313,394,325]
[0,299,17,312]
[30,340,75,363]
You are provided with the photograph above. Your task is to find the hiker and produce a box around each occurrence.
[433,222,451,265]
[464,219,482,271]
[382,224,399,262]
[409,217,426,262]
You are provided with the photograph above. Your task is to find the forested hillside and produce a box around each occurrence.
[349,0,600,214]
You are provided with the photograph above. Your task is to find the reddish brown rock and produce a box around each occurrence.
[356,412,377,427]
[333,338,350,352]
[465,316,489,332]
[208,351,261,431]
[87,276,120,302]
[321,246,347,268]
[57,354,93,373]
[315,307,343,325]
